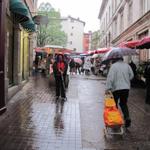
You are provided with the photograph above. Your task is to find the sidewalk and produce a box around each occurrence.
[0,75,82,150]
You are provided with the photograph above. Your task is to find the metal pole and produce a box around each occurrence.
[0,0,6,114]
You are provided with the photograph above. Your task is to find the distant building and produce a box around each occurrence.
[98,0,150,63]
[83,31,92,51]
[61,16,85,53]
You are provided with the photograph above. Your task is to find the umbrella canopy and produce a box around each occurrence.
[73,58,83,64]
[34,47,44,53]
[102,47,138,62]
[136,36,150,49]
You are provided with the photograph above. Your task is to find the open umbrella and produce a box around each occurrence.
[102,47,138,62]
[73,58,83,64]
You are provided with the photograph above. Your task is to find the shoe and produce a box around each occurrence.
[62,97,67,101]
[55,96,59,100]
[125,119,131,128]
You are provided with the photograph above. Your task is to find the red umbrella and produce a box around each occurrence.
[94,48,110,54]
[136,36,150,49]
[119,40,141,49]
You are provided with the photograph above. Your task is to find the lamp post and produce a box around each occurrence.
[0,0,6,114]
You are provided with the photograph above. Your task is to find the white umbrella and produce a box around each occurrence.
[102,47,138,62]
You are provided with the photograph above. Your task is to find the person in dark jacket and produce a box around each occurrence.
[53,54,68,101]
[69,59,75,75]
[144,62,150,104]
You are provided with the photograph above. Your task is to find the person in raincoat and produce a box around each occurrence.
[53,54,68,101]
[105,52,134,128]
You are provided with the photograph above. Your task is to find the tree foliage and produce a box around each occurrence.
[37,2,67,47]
[91,30,100,50]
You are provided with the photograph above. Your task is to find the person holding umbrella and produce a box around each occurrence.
[105,51,134,128]
[53,54,68,101]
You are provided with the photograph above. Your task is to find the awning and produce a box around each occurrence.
[21,19,36,32]
[10,0,30,23]
[136,36,150,49]
[119,40,141,49]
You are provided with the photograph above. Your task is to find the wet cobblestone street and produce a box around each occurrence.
[0,74,150,150]
[0,75,82,150]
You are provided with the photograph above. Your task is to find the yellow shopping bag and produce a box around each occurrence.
[103,92,124,127]
[104,107,124,127]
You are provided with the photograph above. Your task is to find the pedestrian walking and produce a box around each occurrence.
[144,62,150,104]
[69,59,76,75]
[53,54,68,101]
[105,52,134,128]
[75,62,81,74]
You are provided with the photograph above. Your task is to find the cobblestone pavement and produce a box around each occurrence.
[0,74,150,150]
[0,75,82,150]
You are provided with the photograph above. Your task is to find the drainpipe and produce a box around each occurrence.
[0,0,7,114]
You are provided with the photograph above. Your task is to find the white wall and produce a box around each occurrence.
[61,17,84,53]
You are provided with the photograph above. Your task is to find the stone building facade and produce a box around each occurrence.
[0,0,37,114]
[98,0,150,63]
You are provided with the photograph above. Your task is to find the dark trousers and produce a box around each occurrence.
[113,89,130,120]
[55,76,66,98]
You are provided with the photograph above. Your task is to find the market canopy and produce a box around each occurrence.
[94,48,110,54]
[136,36,150,49]
[10,0,30,23]
[119,36,150,49]
[119,40,141,49]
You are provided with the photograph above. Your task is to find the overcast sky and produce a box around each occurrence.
[37,0,102,32]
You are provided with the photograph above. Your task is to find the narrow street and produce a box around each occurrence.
[0,74,150,150]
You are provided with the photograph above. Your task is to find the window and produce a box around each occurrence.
[72,26,74,29]
[70,41,72,45]
[128,1,133,25]
[109,6,111,20]
[106,13,107,25]
[112,1,114,14]
[70,33,73,36]
[113,18,117,38]
[120,11,124,32]
[141,0,148,15]
[115,0,117,10]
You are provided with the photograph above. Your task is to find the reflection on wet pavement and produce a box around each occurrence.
[0,75,82,150]
[1,74,150,150]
